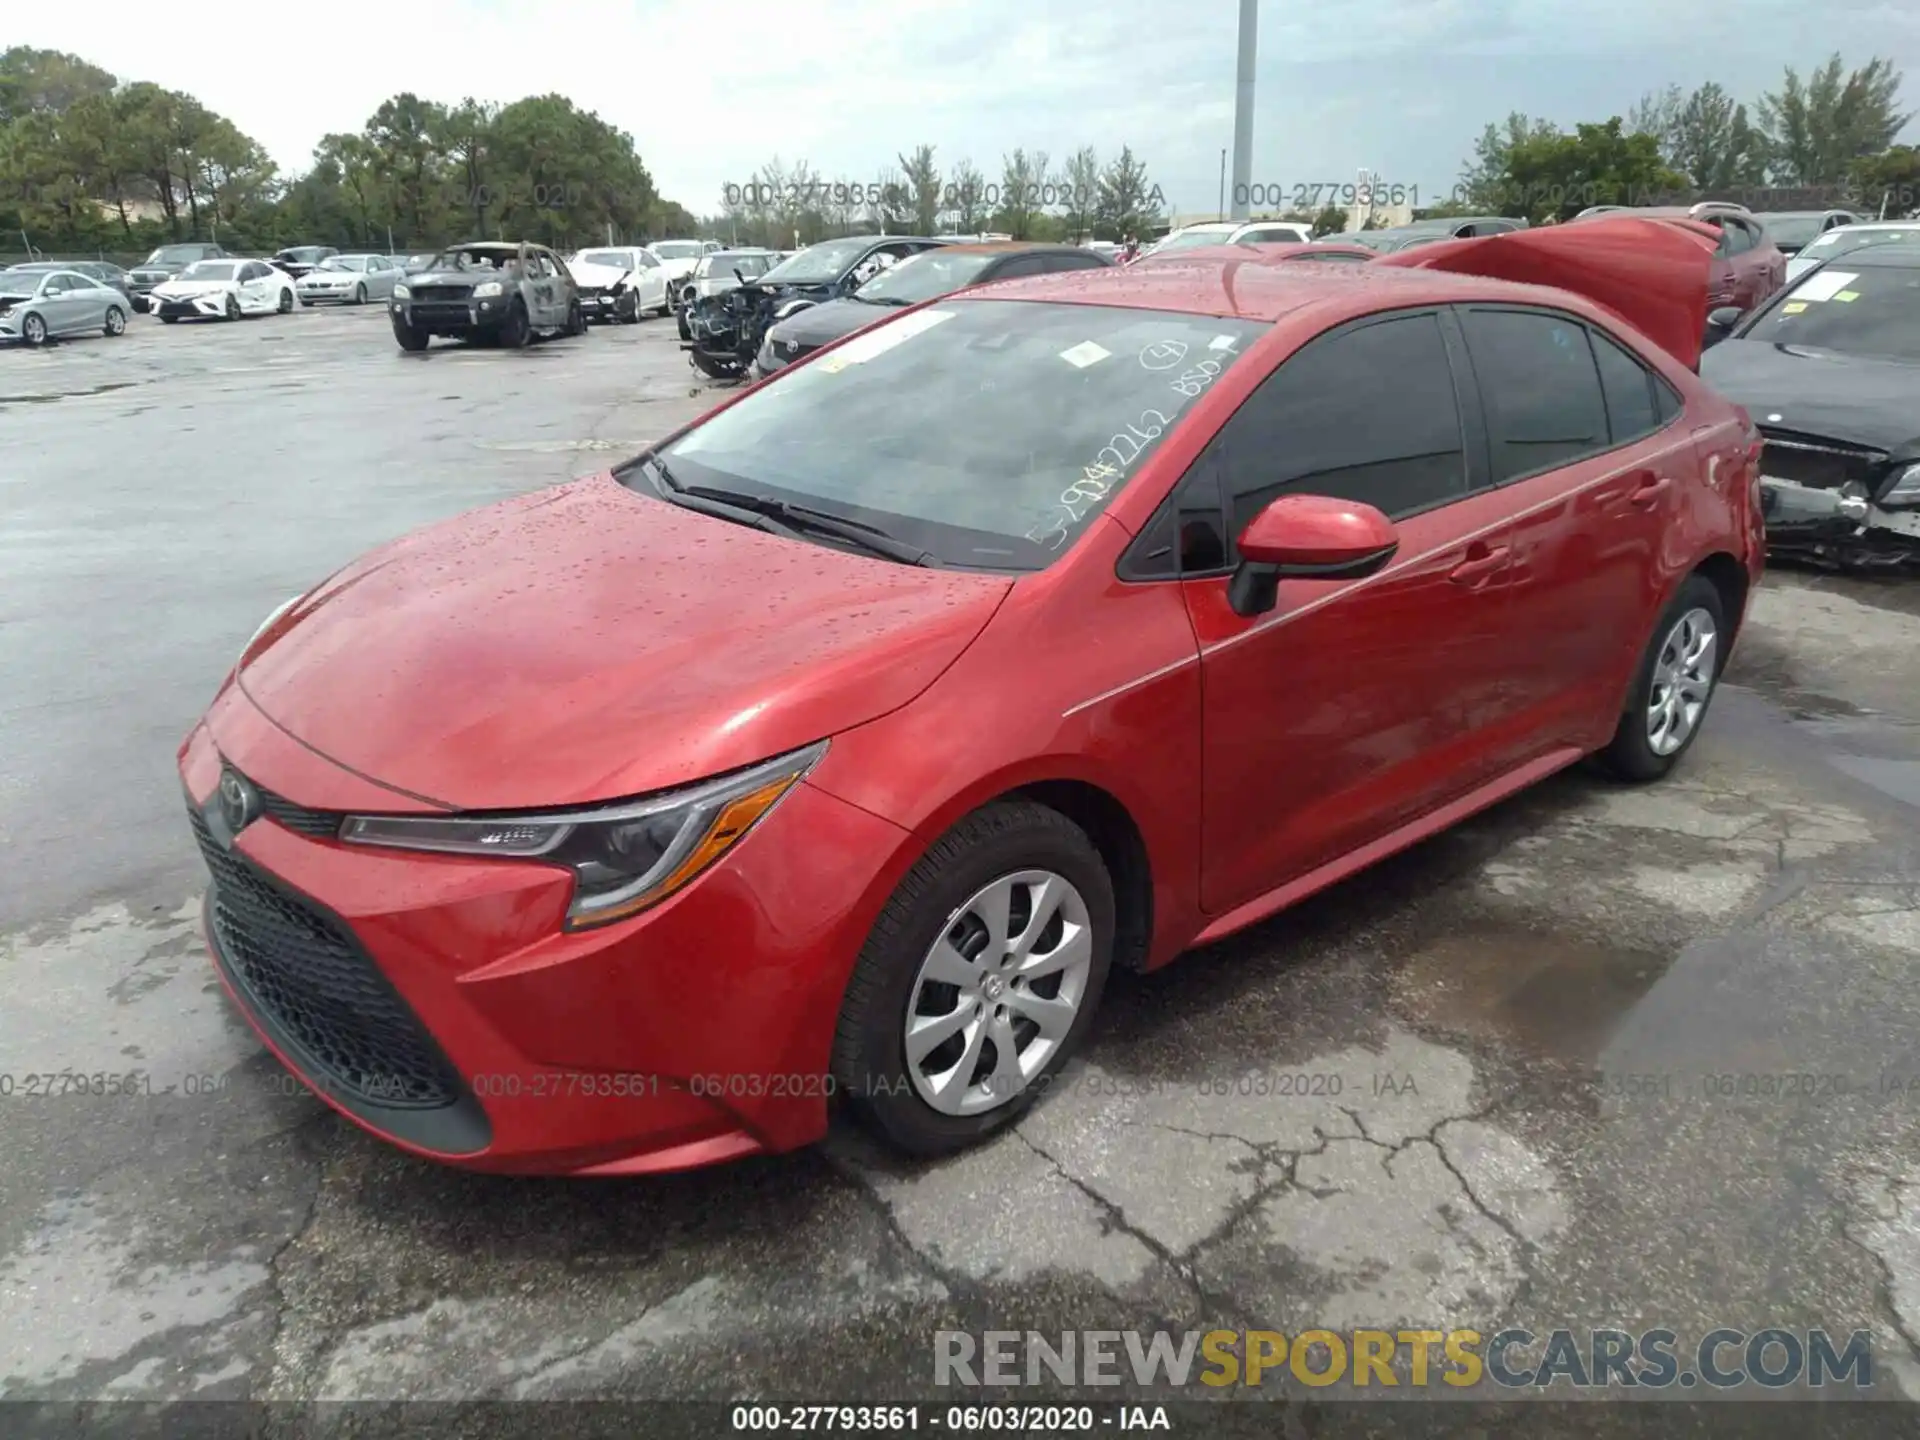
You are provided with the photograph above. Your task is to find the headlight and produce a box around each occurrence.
[1884,463,1920,507]
[392,283,410,298]
[473,281,503,298]
[340,741,826,929]
[774,298,815,320]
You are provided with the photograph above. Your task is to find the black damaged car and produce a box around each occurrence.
[681,234,947,379]
[1701,240,1920,570]
[389,241,585,351]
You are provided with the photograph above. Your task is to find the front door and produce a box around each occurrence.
[1186,308,1526,914]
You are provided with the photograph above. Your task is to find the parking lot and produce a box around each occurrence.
[4,302,1920,1421]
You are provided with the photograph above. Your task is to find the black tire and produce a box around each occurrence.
[104,307,126,337]
[620,295,641,324]
[352,283,367,306]
[277,287,294,314]
[832,801,1116,1156]
[160,314,179,324]
[392,321,430,352]
[22,313,48,346]
[500,299,530,348]
[565,300,585,337]
[225,295,242,321]
[676,311,692,341]
[1595,573,1728,783]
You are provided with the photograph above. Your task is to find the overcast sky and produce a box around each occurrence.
[17,0,1920,219]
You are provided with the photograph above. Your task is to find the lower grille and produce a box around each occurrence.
[410,285,471,303]
[189,801,463,1110]
[1758,431,1885,491]
[409,302,473,326]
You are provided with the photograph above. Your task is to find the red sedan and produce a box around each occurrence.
[181,221,1763,1175]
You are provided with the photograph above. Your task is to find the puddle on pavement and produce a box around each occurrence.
[0,380,136,406]
[1825,754,1920,809]
[1391,927,1676,1064]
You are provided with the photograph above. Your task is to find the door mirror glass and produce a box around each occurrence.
[1707,305,1743,331]
[1229,494,1400,617]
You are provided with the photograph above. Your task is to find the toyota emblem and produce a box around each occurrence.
[218,770,259,835]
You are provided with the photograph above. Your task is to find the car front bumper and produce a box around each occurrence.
[178,695,908,1175]
[577,290,636,320]
[1759,478,1920,563]
[154,295,230,319]
[298,285,359,304]
[391,297,509,333]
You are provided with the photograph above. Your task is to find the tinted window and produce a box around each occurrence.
[991,256,1050,280]
[1460,309,1609,481]
[1654,377,1683,423]
[1589,330,1662,443]
[1208,312,1469,537]
[1723,221,1754,255]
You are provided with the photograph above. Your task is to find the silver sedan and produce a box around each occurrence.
[0,267,130,345]
[295,254,406,306]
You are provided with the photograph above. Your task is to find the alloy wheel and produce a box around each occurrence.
[903,869,1094,1117]
[1646,606,1717,756]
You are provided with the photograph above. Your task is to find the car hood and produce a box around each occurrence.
[235,473,1014,810]
[1700,339,1920,453]
[568,262,631,287]
[406,270,482,288]
[655,258,700,278]
[1377,216,1717,370]
[766,296,899,348]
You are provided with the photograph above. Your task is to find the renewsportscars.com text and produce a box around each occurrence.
[934,1328,1875,1390]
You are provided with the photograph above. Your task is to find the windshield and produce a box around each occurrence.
[317,256,367,272]
[855,250,998,304]
[574,250,635,269]
[0,273,36,295]
[1756,214,1825,249]
[428,249,516,271]
[651,299,1265,569]
[761,238,879,285]
[695,252,773,279]
[278,248,328,262]
[1147,229,1234,255]
[651,242,704,260]
[179,262,239,281]
[146,246,208,265]
[1741,260,1920,363]
[1792,227,1920,270]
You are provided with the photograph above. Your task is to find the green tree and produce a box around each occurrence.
[0,46,116,123]
[1455,112,1561,213]
[1310,204,1348,236]
[1849,145,1920,217]
[1094,145,1156,239]
[1500,118,1687,222]
[899,143,940,235]
[439,98,498,238]
[998,148,1047,239]
[1671,82,1770,191]
[1627,85,1686,161]
[365,93,446,245]
[1059,146,1100,241]
[946,159,988,232]
[1755,54,1911,185]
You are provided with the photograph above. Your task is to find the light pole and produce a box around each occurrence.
[1218,148,1227,221]
[1229,0,1256,223]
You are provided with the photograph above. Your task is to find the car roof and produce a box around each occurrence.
[444,240,547,253]
[948,254,1596,323]
[1816,238,1920,266]
[1817,220,1920,233]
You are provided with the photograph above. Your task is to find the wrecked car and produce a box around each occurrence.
[681,234,946,379]
[1701,240,1920,570]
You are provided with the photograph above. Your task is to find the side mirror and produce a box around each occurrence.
[1227,494,1399,618]
[1707,305,1743,331]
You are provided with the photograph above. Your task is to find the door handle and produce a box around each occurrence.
[1628,476,1673,509]
[1448,544,1510,586]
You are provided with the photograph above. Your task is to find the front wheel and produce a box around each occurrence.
[832,801,1115,1156]
[104,307,126,337]
[500,300,530,349]
[225,295,242,321]
[22,313,48,346]
[392,321,430,352]
[352,283,367,305]
[565,300,585,336]
[676,310,692,341]
[277,287,294,314]
[1595,574,1728,782]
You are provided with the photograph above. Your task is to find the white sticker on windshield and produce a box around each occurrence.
[818,308,956,372]
[1792,270,1858,302]
[1059,341,1112,368]
[1209,334,1238,351]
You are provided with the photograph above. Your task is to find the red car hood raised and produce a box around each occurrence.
[1375,217,1716,370]
[237,474,1013,810]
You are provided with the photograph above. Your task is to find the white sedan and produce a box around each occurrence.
[564,247,670,322]
[149,259,297,322]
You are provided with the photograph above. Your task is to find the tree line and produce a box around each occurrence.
[1446,53,1915,224]
[0,45,694,260]
[705,144,1167,247]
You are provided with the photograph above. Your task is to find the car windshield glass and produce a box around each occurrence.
[1757,215,1824,248]
[316,256,365,271]
[855,250,998,303]
[429,250,513,270]
[651,242,703,260]
[574,251,633,268]
[760,238,877,285]
[1745,261,1920,363]
[180,262,239,280]
[147,246,207,264]
[651,300,1266,570]
[1800,228,1920,261]
[1149,229,1233,254]
[0,275,35,296]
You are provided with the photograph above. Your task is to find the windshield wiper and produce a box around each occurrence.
[643,459,804,540]
[679,483,937,566]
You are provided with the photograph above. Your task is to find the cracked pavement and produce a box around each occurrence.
[5,307,1920,1425]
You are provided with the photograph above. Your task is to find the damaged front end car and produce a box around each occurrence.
[1753,440,1920,570]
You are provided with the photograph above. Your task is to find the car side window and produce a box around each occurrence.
[1723,221,1754,255]
[1459,309,1610,482]
[1214,311,1470,540]
[993,256,1051,279]
[1588,329,1664,444]
[1653,376,1683,423]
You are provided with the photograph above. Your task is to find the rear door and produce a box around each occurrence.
[1182,307,1533,912]
[1456,305,1693,748]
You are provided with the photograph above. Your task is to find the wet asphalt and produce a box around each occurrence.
[2,302,1920,1433]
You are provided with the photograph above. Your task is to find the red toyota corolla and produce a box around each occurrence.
[181,219,1763,1175]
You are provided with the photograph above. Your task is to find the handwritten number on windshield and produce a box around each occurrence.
[1024,408,1172,551]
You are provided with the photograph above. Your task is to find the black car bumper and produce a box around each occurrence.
[391,297,509,334]
[577,289,634,321]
